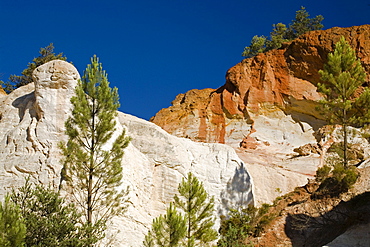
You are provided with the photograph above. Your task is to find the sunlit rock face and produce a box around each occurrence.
[150,24,370,207]
[0,60,254,247]
[151,25,370,152]
[115,113,254,246]
[0,60,79,195]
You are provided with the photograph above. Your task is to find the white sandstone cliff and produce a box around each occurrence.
[0,60,254,246]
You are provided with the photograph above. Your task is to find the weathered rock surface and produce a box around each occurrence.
[251,167,370,247]
[0,60,79,194]
[0,60,254,247]
[151,24,370,205]
[151,25,370,152]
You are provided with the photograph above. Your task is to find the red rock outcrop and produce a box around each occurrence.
[151,25,370,149]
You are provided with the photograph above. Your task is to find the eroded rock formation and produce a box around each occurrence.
[0,60,253,247]
[151,25,370,152]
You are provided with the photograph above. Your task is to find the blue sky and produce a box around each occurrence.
[1,0,369,120]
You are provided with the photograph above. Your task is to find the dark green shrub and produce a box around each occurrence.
[315,165,331,182]
[314,163,358,198]
[10,178,93,247]
[218,204,275,246]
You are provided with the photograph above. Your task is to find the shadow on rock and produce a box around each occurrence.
[219,162,254,216]
[285,192,370,247]
[12,92,37,122]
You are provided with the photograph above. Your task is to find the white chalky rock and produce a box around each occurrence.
[0,60,254,247]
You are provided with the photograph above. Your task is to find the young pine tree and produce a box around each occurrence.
[60,55,131,242]
[318,36,369,167]
[285,6,324,40]
[144,203,187,247]
[0,195,26,247]
[242,35,267,58]
[174,172,218,247]
[9,178,88,247]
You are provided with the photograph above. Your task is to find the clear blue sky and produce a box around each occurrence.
[1,0,369,120]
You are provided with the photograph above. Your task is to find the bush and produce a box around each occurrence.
[315,165,331,182]
[0,195,26,247]
[10,178,93,247]
[314,163,358,198]
[218,204,275,246]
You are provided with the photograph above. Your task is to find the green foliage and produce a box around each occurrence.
[0,43,67,92]
[242,6,323,57]
[174,172,218,247]
[242,35,267,58]
[332,164,358,190]
[285,6,324,40]
[143,231,156,247]
[60,55,131,243]
[314,163,359,198]
[318,36,368,126]
[267,23,289,50]
[145,203,187,247]
[10,178,89,247]
[144,173,217,247]
[328,141,365,163]
[315,165,331,182]
[218,204,274,246]
[318,36,369,166]
[0,195,26,247]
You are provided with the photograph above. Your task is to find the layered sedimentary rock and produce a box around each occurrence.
[0,60,254,247]
[151,25,370,152]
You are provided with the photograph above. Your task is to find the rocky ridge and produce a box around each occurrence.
[151,25,370,151]
[1,25,370,246]
[151,25,370,205]
[0,60,254,247]
[150,25,370,245]
[151,25,370,149]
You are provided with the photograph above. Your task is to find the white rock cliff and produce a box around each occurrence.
[0,60,254,246]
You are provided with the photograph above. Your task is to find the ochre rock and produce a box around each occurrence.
[151,25,370,151]
[0,86,6,96]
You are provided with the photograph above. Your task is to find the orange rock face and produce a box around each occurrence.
[151,25,370,147]
[0,86,6,96]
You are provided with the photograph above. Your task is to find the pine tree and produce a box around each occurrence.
[285,6,324,39]
[9,178,88,246]
[174,172,218,247]
[1,43,67,92]
[144,203,187,247]
[60,55,131,243]
[266,23,289,50]
[318,36,369,167]
[242,35,267,58]
[0,195,26,247]
[242,6,323,57]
